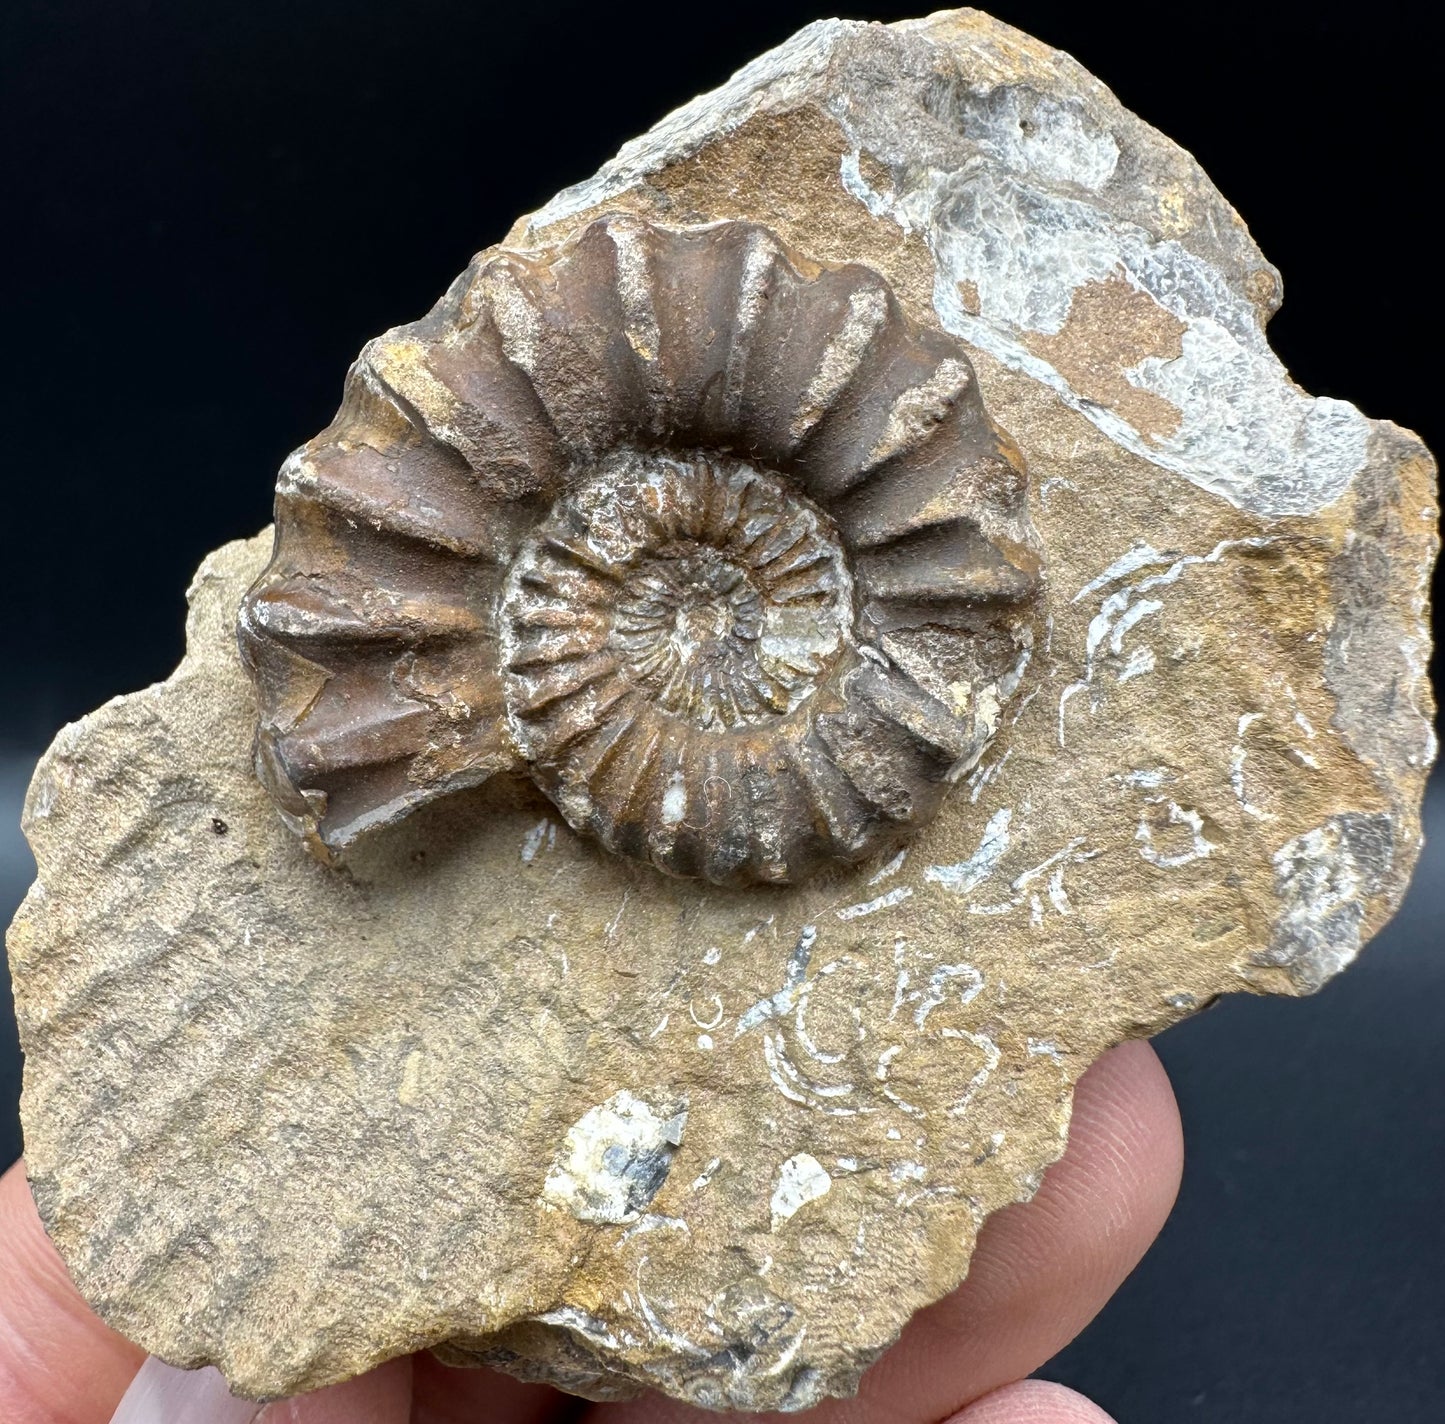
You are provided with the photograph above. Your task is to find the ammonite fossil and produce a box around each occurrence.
[239,216,1044,884]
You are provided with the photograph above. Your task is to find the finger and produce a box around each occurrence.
[585,1038,1181,1424]
[255,1356,412,1424]
[0,1155,562,1424]
[855,1038,1181,1422]
[411,1350,572,1424]
[110,1360,258,1424]
[949,1380,1116,1424]
[0,1158,147,1424]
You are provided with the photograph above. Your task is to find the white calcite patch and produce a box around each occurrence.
[543,1090,689,1225]
[771,1152,832,1229]
[1264,815,1395,991]
[926,808,1012,894]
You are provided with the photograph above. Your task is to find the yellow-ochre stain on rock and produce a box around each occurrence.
[399,1050,425,1106]
[1027,272,1189,443]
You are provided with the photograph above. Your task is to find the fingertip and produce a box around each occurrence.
[949,1379,1117,1423]
[109,1359,257,1424]
[1062,1039,1183,1217]
[0,1159,147,1424]
[967,1039,1182,1307]
[1035,1039,1183,1287]
[838,1040,1179,1424]
[256,1356,412,1423]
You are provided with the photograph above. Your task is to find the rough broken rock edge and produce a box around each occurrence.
[6,7,1436,1410]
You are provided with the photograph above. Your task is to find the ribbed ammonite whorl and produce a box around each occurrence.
[239,215,1044,885]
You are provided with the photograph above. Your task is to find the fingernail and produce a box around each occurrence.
[109,1356,263,1424]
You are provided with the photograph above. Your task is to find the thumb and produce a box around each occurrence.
[0,1158,146,1423]
[109,1355,413,1424]
[0,1162,414,1424]
[950,1380,1117,1423]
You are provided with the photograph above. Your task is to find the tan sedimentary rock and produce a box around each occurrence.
[6,7,1435,1409]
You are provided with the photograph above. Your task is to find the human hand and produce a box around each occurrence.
[0,1040,1181,1424]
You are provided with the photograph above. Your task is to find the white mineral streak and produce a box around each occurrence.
[836,886,913,920]
[521,817,557,862]
[1135,801,1215,869]
[1229,713,1275,822]
[914,963,984,1025]
[734,925,815,1036]
[966,838,1095,920]
[1058,537,1274,746]
[867,848,909,884]
[925,808,1012,893]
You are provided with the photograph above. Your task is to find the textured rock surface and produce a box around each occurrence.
[6,7,1436,1409]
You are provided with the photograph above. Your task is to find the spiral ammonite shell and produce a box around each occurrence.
[239,215,1044,884]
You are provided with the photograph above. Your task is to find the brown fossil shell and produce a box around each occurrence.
[238,216,1043,885]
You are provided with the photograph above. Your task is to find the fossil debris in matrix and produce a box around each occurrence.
[5,6,1436,1411]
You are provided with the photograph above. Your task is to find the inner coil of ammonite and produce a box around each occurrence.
[239,214,1044,885]
[501,452,859,881]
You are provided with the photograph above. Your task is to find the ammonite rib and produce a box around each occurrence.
[240,214,1044,883]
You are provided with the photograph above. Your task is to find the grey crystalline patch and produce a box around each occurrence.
[529,16,1378,519]
[874,142,1373,518]
[542,1089,688,1224]
[1263,813,1395,991]
[950,86,1120,192]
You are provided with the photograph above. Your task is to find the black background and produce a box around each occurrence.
[1,2,1440,1420]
